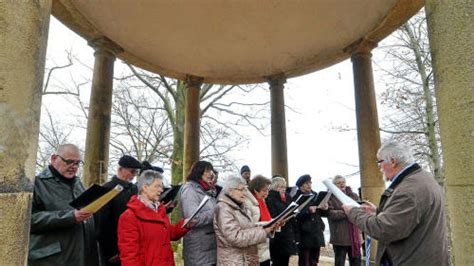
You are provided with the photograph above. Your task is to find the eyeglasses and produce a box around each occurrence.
[233,186,247,192]
[57,155,84,166]
[376,159,384,165]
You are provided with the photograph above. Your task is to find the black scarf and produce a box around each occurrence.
[49,165,76,187]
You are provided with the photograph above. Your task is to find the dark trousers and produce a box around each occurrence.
[271,252,290,266]
[260,259,271,266]
[298,247,320,266]
[333,245,361,266]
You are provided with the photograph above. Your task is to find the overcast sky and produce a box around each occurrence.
[44,17,395,191]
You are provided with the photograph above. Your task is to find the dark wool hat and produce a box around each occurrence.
[142,161,164,173]
[240,165,251,174]
[296,174,311,187]
[118,155,142,169]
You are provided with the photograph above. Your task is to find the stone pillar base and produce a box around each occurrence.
[0,192,33,265]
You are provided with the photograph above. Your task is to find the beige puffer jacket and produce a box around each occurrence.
[243,189,271,263]
[214,193,268,266]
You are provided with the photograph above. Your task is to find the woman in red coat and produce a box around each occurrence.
[118,170,191,266]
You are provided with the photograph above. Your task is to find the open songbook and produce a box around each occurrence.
[260,201,299,228]
[159,184,182,204]
[69,184,123,213]
[182,195,210,228]
[313,191,332,208]
[260,191,333,228]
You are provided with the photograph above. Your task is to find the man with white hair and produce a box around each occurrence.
[342,142,448,266]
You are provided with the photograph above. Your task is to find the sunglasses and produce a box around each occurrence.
[57,155,84,166]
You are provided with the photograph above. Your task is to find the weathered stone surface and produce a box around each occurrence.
[268,74,288,181]
[183,76,202,178]
[1,1,51,264]
[83,38,118,187]
[0,193,33,265]
[426,0,474,264]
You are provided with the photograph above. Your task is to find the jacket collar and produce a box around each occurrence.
[39,166,79,184]
[378,163,421,211]
[219,193,252,221]
[111,175,134,189]
[126,195,167,222]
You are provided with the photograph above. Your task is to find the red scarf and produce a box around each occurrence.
[256,197,272,222]
[280,191,287,203]
[198,179,215,191]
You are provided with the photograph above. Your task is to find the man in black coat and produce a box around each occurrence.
[294,174,328,266]
[29,144,99,266]
[96,155,142,265]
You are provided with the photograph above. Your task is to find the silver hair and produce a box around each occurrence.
[333,175,345,184]
[137,170,163,194]
[56,143,80,155]
[270,177,287,191]
[223,175,247,191]
[377,142,414,167]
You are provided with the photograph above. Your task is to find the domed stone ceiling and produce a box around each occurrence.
[52,0,423,84]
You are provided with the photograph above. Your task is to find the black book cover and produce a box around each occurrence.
[159,184,182,204]
[313,191,329,206]
[69,184,112,209]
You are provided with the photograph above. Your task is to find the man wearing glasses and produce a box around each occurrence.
[29,144,99,266]
[342,142,448,266]
[96,155,142,266]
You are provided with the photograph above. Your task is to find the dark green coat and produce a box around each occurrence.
[28,166,99,266]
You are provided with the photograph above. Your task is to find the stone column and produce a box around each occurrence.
[426,1,474,264]
[351,46,385,263]
[183,75,203,179]
[0,1,51,264]
[83,38,122,187]
[267,74,289,182]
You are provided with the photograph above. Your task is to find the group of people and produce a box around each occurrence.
[28,141,449,266]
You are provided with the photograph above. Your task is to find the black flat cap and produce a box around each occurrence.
[142,161,164,173]
[118,155,142,169]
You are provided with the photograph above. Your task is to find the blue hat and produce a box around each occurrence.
[240,165,251,174]
[296,174,311,187]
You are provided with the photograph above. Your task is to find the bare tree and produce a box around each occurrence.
[376,10,443,184]
[37,50,91,173]
[121,64,269,185]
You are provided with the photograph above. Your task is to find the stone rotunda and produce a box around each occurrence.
[1,1,472,264]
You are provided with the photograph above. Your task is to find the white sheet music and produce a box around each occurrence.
[323,178,360,207]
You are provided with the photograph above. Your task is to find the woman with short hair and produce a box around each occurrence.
[214,176,279,266]
[181,160,218,266]
[328,175,362,266]
[266,176,298,266]
[246,175,273,266]
[118,170,190,266]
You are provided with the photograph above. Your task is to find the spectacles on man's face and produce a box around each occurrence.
[57,155,84,166]
[376,159,384,166]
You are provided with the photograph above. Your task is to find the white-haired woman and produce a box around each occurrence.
[118,170,192,266]
[214,176,280,266]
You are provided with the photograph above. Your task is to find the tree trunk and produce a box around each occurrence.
[403,23,444,185]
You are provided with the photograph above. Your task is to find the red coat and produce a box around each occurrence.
[118,195,188,266]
